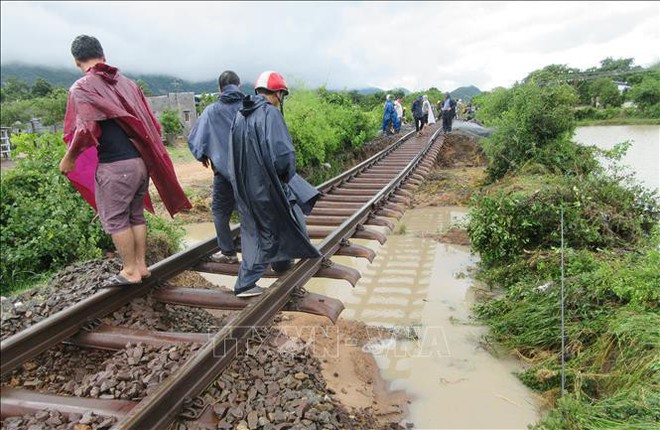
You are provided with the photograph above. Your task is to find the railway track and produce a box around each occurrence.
[1,126,445,429]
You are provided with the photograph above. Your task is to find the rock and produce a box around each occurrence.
[247,411,259,429]
[78,410,96,425]
[33,410,49,421]
[3,417,24,429]
[213,403,228,419]
[229,407,244,419]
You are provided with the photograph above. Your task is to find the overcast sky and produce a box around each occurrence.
[1,1,659,91]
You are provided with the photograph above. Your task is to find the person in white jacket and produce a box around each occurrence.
[394,98,404,123]
[422,95,436,124]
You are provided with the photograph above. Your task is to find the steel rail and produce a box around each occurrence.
[0,131,416,376]
[111,128,443,430]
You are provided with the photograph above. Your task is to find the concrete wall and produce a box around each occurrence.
[146,92,198,135]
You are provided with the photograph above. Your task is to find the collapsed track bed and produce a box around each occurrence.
[1,126,445,430]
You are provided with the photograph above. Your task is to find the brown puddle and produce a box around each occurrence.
[183,207,540,429]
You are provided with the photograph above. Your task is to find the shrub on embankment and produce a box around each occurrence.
[476,81,600,183]
[0,132,183,295]
[467,75,660,428]
[467,171,659,268]
[286,87,380,184]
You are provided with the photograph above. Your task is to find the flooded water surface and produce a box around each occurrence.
[184,207,540,429]
[574,125,659,191]
[307,207,539,429]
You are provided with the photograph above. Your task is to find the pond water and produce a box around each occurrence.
[574,125,659,191]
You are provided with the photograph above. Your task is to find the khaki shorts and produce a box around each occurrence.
[95,158,149,234]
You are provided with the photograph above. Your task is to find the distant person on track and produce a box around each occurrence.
[381,94,401,136]
[187,70,244,265]
[422,95,436,125]
[227,71,321,298]
[441,92,456,133]
[58,35,191,287]
[394,98,404,124]
[411,95,425,136]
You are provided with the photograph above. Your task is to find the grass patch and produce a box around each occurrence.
[166,142,196,163]
[473,238,660,429]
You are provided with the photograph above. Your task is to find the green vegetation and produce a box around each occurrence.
[0,132,183,295]
[1,81,68,128]
[135,79,153,96]
[468,171,658,267]
[166,143,196,163]
[286,87,380,172]
[474,58,660,130]
[196,93,216,116]
[159,108,184,145]
[468,63,660,428]
[474,59,660,182]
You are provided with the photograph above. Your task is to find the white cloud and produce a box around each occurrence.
[1,1,658,91]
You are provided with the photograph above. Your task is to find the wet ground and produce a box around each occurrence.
[183,206,541,429]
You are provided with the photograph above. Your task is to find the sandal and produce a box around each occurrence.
[104,274,142,288]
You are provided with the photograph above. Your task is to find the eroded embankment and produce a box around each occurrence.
[434,126,660,429]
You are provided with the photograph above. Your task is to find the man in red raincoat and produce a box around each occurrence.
[59,35,191,286]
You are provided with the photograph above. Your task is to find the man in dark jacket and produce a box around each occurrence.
[411,95,425,136]
[227,71,321,297]
[187,71,244,264]
[441,92,456,133]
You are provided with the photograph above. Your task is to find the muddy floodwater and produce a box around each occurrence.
[183,207,540,429]
[574,124,659,191]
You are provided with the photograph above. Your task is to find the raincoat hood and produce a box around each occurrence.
[218,84,243,103]
[240,95,268,117]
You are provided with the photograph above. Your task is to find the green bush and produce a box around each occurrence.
[285,88,379,170]
[477,81,583,181]
[628,72,660,111]
[159,109,183,145]
[0,89,68,128]
[0,132,110,292]
[467,173,659,267]
[0,132,185,294]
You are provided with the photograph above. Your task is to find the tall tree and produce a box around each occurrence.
[31,78,53,97]
[136,79,153,96]
[589,78,621,108]
[1,77,31,102]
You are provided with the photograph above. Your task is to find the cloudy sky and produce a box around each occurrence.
[1,1,658,91]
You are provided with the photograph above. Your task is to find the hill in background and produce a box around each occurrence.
[1,63,480,99]
[1,63,219,95]
[450,85,482,101]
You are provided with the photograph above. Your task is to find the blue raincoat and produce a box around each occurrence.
[382,99,401,133]
[227,95,321,270]
[187,84,243,178]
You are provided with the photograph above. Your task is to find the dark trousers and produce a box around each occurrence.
[212,173,237,256]
[414,117,425,132]
[442,111,453,132]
